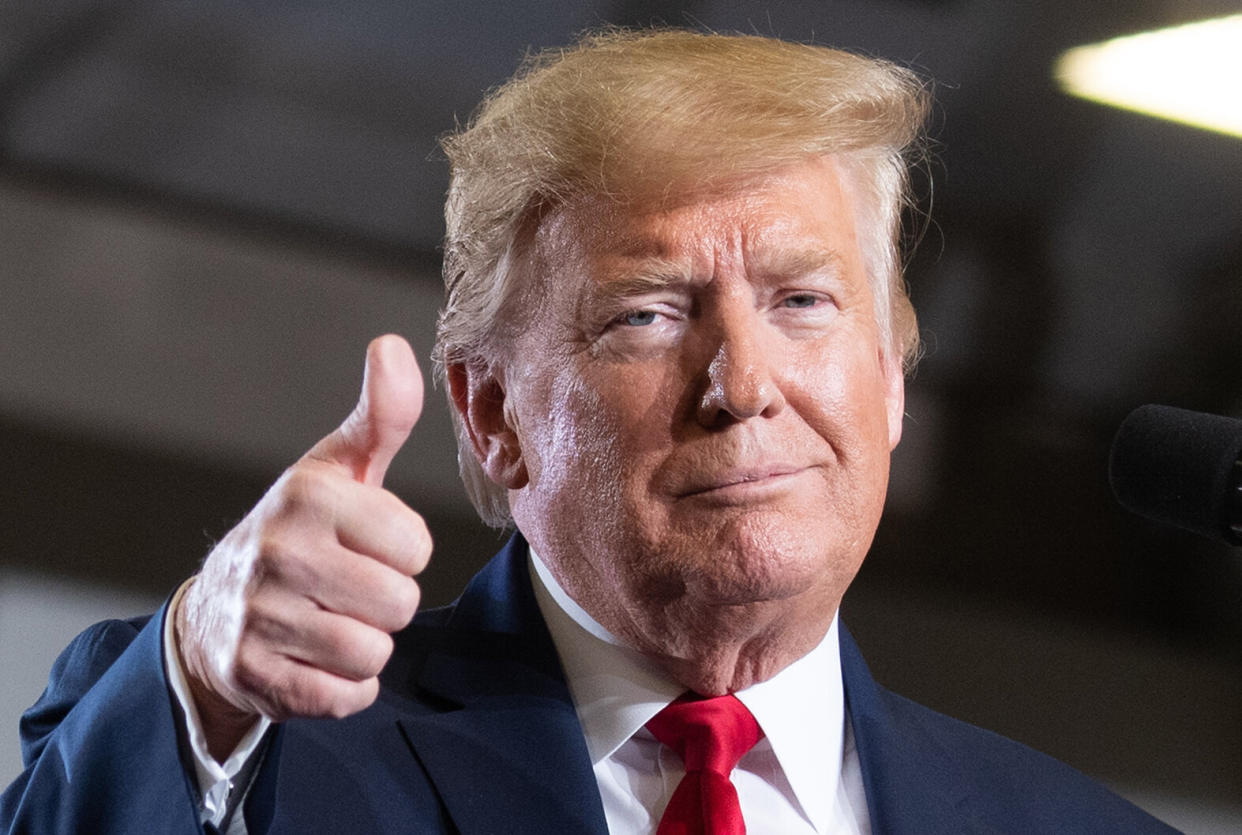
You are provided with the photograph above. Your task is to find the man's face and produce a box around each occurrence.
[482,156,903,671]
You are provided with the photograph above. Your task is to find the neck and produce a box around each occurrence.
[529,548,835,694]
[618,597,836,695]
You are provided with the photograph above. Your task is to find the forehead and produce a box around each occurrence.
[530,156,864,285]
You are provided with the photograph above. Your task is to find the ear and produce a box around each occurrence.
[447,362,529,489]
[882,351,905,450]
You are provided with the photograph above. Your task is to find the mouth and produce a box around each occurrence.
[679,466,810,503]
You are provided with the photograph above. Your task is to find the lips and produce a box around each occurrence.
[678,464,811,499]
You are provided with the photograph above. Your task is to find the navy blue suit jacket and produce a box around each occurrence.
[3,536,1177,833]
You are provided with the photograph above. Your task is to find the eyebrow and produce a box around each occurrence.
[586,258,694,308]
[749,248,845,282]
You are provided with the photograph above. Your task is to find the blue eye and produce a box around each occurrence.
[622,310,658,326]
[782,294,819,309]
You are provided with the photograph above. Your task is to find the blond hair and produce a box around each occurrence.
[435,28,930,526]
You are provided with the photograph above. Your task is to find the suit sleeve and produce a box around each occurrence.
[0,603,206,834]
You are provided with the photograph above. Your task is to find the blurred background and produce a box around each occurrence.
[2,1,1241,830]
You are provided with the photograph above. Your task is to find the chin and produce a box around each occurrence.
[669,512,863,607]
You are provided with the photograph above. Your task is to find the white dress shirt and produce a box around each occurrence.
[529,549,871,834]
[168,552,871,833]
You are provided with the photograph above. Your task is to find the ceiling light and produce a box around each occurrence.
[1054,14,1242,139]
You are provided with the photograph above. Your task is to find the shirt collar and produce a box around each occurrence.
[528,547,846,832]
[734,615,845,832]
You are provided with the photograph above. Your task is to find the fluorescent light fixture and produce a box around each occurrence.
[1055,14,1242,139]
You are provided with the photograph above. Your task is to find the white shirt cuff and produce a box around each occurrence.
[163,577,271,828]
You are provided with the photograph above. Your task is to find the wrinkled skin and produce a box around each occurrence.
[177,336,431,758]
[452,156,905,695]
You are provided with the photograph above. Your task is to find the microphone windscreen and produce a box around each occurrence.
[1109,404,1242,544]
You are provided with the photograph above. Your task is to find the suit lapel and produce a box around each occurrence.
[395,535,609,835]
[841,624,979,834]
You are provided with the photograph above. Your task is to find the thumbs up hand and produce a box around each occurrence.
[175,335,431,759]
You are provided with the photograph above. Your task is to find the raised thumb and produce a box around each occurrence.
[308,334,423,486]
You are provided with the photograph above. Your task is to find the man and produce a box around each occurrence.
[2,29,1175,834]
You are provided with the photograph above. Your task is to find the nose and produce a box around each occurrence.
[696,310,787,427]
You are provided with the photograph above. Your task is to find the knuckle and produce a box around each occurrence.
[279,672,327,718]
[360,631,395,678]
[298,675,374,720]
[408,514,433,573]
[253,531,292,579]
[326,700,353,720]
[370,494,430,574]
[389,510,432,576]
[275,465,336,520]
[316,621,379,680]
[340,626,392,679]
[329,679,379,719]
[394,578,421,626]
[274,667,349,720]
[369,577,419,633]
[269,670,317,715]
[253,532,319,591]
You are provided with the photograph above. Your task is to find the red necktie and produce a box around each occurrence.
[646,693,763,835]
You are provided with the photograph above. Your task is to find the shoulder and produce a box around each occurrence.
[840,626,1177,833]
[18,614,155,764]
[48,615,152,680]
[869,687,1178,833]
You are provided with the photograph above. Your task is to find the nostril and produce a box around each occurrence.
[697,354,784,425]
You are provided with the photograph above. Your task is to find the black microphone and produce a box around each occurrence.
[1109,404,1242,545]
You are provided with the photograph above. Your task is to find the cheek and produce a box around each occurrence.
[522,379,600,494]
[584,356,685,434]
[794,340,894,459]
[521,365,647,499]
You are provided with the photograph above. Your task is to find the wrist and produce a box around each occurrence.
[173,577,261,760]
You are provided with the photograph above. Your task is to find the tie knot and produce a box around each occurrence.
[646,693,762,776]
